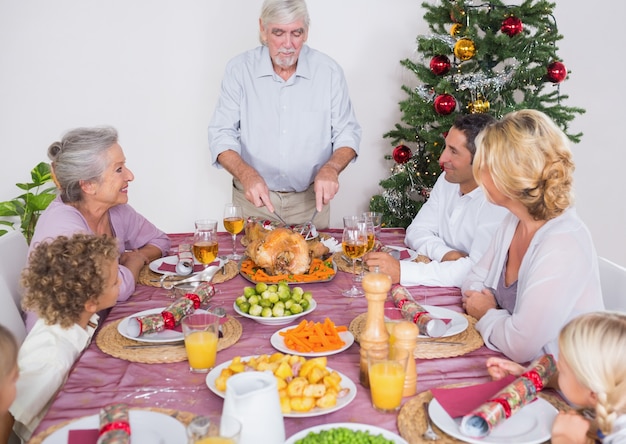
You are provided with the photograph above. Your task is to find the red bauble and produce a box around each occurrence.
[546,61,567,83]
[429,55,451,76]
[392,144,412,164]
[501,16,523,37]
[434,94,456,115]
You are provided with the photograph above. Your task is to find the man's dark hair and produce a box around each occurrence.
[452,113,497,158]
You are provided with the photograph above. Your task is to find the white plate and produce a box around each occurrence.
[233,298,317,326]
[285,423,408,444]
[117,307,206,343]
[417,305,468,338]
[205,356,357,418]
[149,255,224,276]
[270,326,354,357]
[429,397,557,444]
[42,410,186,444]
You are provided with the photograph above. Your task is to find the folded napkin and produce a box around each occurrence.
[453,354,556,438]
[398,249,411,260]
[68,429,99,444]
[158,260,219,273]
[390,286,451,337]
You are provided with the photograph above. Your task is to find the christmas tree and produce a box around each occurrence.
[370,0,584,228]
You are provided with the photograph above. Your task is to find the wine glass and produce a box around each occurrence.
[356,217,376,282]
[341,222,368,297]
[193,219,219,268]
[223,203,244,261]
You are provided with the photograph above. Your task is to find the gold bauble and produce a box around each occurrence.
[450,23,463,36]
[467,99,490,114]
[453,38,476,61]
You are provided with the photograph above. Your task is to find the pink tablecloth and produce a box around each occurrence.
[32,228,501,440]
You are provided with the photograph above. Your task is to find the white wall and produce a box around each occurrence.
[1,0,623,266]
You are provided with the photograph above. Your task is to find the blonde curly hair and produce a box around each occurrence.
[473,109,574,221]
[559,311,626,436]
[21,233,119,328]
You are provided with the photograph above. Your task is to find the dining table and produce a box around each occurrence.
[29,227,557,443]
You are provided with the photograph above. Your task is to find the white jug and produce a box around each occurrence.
[222,371,285,444]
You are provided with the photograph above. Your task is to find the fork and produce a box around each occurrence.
[300,208,319,240]
[423,401,440,441]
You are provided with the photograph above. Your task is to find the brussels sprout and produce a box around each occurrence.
[243,286,257,297]
[292,286,304,297]
[238,301,251,313]
[284,299,294,310]
[261,307,273,317]
[268,284,278,292]
[290,303,303,314]
[235,295,248,307]
[300,299,309,311]
[260,299,272,308]
[249,304,262,316]
[303,291,313,302]
[247,295,260,306]
[255,282,268,293]
[272,305,285,317]
[268,292,279,303]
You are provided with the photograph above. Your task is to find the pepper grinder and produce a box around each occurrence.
[359,270,391,387]
[393,320,418,397]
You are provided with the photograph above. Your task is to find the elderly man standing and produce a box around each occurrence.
[208,0,361,229]
[365,114,507,287]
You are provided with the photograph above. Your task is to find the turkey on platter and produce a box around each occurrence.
[245,227,311,276]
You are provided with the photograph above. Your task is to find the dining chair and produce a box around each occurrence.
[0,230,29,344]
[598,256,626,312]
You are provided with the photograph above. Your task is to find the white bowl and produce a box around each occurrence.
[232,299,317,326]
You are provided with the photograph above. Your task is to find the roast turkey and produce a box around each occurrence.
[245,227,311,275]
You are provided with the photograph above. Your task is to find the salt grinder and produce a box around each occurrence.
[359,271,391,388]
[393,320,418,397]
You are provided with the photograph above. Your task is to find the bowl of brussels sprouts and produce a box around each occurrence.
[233,282,317,326]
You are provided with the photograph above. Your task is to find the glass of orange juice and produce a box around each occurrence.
[186,415,241,444]
[367,347,409,413]
[181,313,220,373]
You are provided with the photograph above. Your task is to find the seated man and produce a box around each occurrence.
[365,114,507,287]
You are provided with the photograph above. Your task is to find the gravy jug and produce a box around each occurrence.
[222,371,285,444]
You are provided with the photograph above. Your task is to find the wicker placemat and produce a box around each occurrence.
[397,388,572,444]
[95,316,242,364]
[28,407,196,444]
[137,260,238,287]
[349,313,483,359]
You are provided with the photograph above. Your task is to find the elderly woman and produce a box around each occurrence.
[27,126,170,330]
[461,109,603,363]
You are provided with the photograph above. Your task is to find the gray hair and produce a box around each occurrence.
[48,126,119,203]
[259,0,310,45]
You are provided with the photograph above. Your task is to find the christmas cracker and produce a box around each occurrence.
[96,403,130,444]
[126,283,215,337]
[390,285,449,337]
[460,354,557,438]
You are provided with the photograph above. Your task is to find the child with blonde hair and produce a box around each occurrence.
[487,311,626,443]
[4,233,120,442]
[0,325,19,443]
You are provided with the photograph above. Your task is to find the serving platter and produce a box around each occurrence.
[239,257,336,284]
[205,356,357,418]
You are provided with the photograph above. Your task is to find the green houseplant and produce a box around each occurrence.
[0,162,57,244]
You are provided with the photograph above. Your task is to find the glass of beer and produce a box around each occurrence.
[223,203,244,261]
[193,219,218,268]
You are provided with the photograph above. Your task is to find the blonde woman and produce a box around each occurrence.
[487,311,626,443]
[462,109,603,363]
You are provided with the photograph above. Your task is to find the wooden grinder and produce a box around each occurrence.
[393,320,418,397]
[359,271,391,388]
